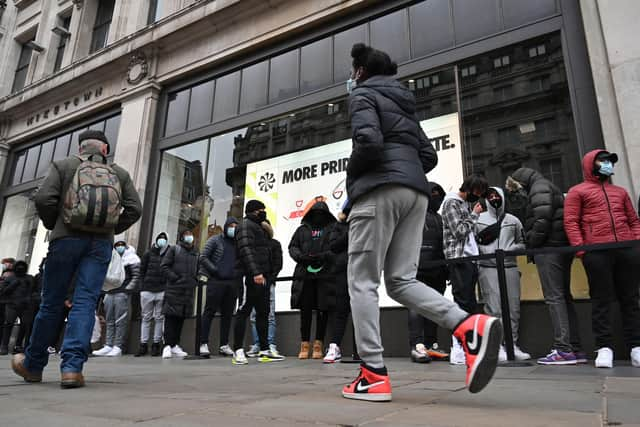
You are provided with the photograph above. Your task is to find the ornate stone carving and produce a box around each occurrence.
[127,51,149,85]
[71,0,83,10]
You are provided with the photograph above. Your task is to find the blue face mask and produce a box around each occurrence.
[156,238,167,248]
[115,246,125,255]
[183,235,194,245]
[346,78,357,94]
[598,161,614,176]
[226,227,236,239]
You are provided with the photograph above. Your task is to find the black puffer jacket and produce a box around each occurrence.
[269,238,283,284]
[140,240,169,293]
[236,214,272,279]
[200,218,240,281]
[347,75,437,202]
[0,261,36,308]
[289,202,337,310]
[511,168,568,248]
[161,242,199,318]
[418,183,448,280]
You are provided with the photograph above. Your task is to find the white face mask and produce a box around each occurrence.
[346,78,357,94]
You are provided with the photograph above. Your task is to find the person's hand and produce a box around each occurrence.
[473,203,485,214]
[253,274,266,286]
[64,300,73,309]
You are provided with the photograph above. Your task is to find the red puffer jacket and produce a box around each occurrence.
[564,150,640,248]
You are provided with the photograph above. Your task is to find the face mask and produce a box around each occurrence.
[346,78,357,94]
[115,246,126,255]
[467,193,480,204]
[598,161,614,176]
[489,198,503,210]
[226,227,236,239]
[156,238,167,248]
[257,211,267,222]
[183,235,194,245]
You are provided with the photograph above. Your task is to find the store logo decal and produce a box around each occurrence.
[258,172,275,192]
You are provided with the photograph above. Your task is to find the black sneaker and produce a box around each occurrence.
[151,343,162,357]
[134,343,148,357]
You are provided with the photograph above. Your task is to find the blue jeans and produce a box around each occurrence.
[25,238,111,374]
[251,284,276,347]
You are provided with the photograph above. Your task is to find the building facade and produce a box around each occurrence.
[0,0,634,353]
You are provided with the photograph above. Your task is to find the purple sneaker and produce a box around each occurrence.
[537,350,578,365]
[574,351,588,364]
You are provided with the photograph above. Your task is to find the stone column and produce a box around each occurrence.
[112,84,160,251]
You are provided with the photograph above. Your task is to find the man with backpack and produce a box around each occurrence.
[11,130,142,389]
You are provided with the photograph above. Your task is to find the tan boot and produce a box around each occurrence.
[298,341,310,359]
[61,372,85,389]
[11,354,42,383]
[312,340,323,359]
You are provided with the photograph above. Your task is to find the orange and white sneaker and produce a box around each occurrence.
[342,364,392,402]
[453,314,503,394]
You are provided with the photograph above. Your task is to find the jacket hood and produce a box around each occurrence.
[510,168,545,191]
[261,221,274,238]
[302,201,336,226]
[13,260,28,276]
[486,187,505,218]
[582,149,608,183]
[427,182,445,212]
[224,217,239,235]
[121,246,141,267]
[155,232,168,242]
[355,75,415,115]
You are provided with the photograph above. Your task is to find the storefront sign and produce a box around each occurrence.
[25,86,104,127]
[245,113,463,311]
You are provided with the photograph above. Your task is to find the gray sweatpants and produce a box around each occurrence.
[478,266,521,344]
[348,185,468,368]
[104,293,130,348]
[140,291,165,344]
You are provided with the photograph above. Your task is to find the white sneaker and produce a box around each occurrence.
[268,344,281,357]
[105,346,122,357]
[199,344,210,356]
[232,349,248,365]
[323,343,342,363]
[595,347,613,368]
[630,347,640,368]
[171,345,188,358]
[498,346,507,363]
[246,344,260,358]
[162,345,172,359]
[449,337,466,365]
[92,346,112,356]
[47,346,57,354]
[219,345,234,356]
[514,345,531,361]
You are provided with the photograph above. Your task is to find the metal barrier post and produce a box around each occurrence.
[495,249,516,361]
[185,279,209,360]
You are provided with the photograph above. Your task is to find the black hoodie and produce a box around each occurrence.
[200,217,240,281]
[140,232,170,293]
[0,261,36,308]
[347,75,438,202]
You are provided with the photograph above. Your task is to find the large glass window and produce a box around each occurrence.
[12,39,34,93]
[300,38,332,93]
[212,71,240,123]
[370,9,410,63]
[187,80,215,131]
[409,0,454,57]
[165,89,190,137]
[36,140,55,178]
[0,192,39,265]
[269,50,299,104]
[333,24,367,83]
[90,0,115,53]
[239,61,269,114]
[452,0,501,44]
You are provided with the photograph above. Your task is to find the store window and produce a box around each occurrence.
[212,71,241,123]
[269,50,300,104]
[0,191,39,264]
[187,80,215,131]
[300,38,332,93]
[333,24,367,83]
[409,0,454,58]
[165,89,190,137]
[370,9,410,63]
[452,0,501,44]
[239,61,269,114]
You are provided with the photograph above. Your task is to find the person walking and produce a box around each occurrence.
[342,43,502,402]
[232,200,284,364]
[441,174,488,365]
[564,150,640,368]
[407,183,450,364]
[160,230,199,359]
[11,129,141,388]
[0,261,38,354]
[476,187,531,361]
[199,218,241,357]
[507,167,585,365]
[135,232,169,357]
[0,258,16,351]
[289,201,337,360]
[93,240,140,357]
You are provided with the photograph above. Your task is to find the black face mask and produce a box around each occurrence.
[430,194,444,212]
[257,211,267,222]
[466,193,480,204]
[489,198,503,210]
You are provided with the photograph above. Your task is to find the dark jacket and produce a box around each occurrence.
[161,242,199,318]
[0,261,36,308]
[289,202,337,310]
[329,218,349,300]
[269,237,283,284]
[346,75,437,202]
[200,218,240,281]
[140,236,169,293]
[236,214,272,279]
[511,167,568,248]
[33,148,142,242]
[418,183,448,280]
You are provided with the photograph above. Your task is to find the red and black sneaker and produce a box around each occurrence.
[342,364,392,402]
[453,314,503,394]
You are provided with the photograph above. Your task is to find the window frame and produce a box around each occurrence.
[90,0,115,53]
[12,39,34,93]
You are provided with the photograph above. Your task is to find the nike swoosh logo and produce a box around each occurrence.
[356,380,386,392]
[467,316,481,352]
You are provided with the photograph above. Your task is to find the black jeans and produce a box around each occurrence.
[331,274,350,345]
[200,279,238,346]
[233,278,270,351]
[408,272,447,348]
[2,305,34,350]
[449,262,478,314]
[582,248,640,350]
[300,279,328,342]
[164,315,185,347]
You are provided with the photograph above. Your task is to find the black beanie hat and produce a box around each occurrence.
[245,199,266,214]
[78,130,110,154]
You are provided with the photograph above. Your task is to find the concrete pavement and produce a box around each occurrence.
[1,354,639,426]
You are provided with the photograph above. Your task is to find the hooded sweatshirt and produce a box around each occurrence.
[441,192,479,259]
[476,187,526,268]
[289,201,337,271]
[109,242,141,293]
[200,217,240,281]
[564,149,640,246]
[140,232,170,293]
[0,261,36,307]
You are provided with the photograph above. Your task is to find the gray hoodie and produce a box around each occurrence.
[476,187,526,268]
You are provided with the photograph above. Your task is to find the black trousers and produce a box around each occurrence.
[408,272,447,348]
[331,274,350,346]
[582,248,640,350]
[300,279,328,342]
[2,304,34,350]
[200,279,238,346]
[449,261,478,314]
[233,278,270,351]
[164,315,185,347]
